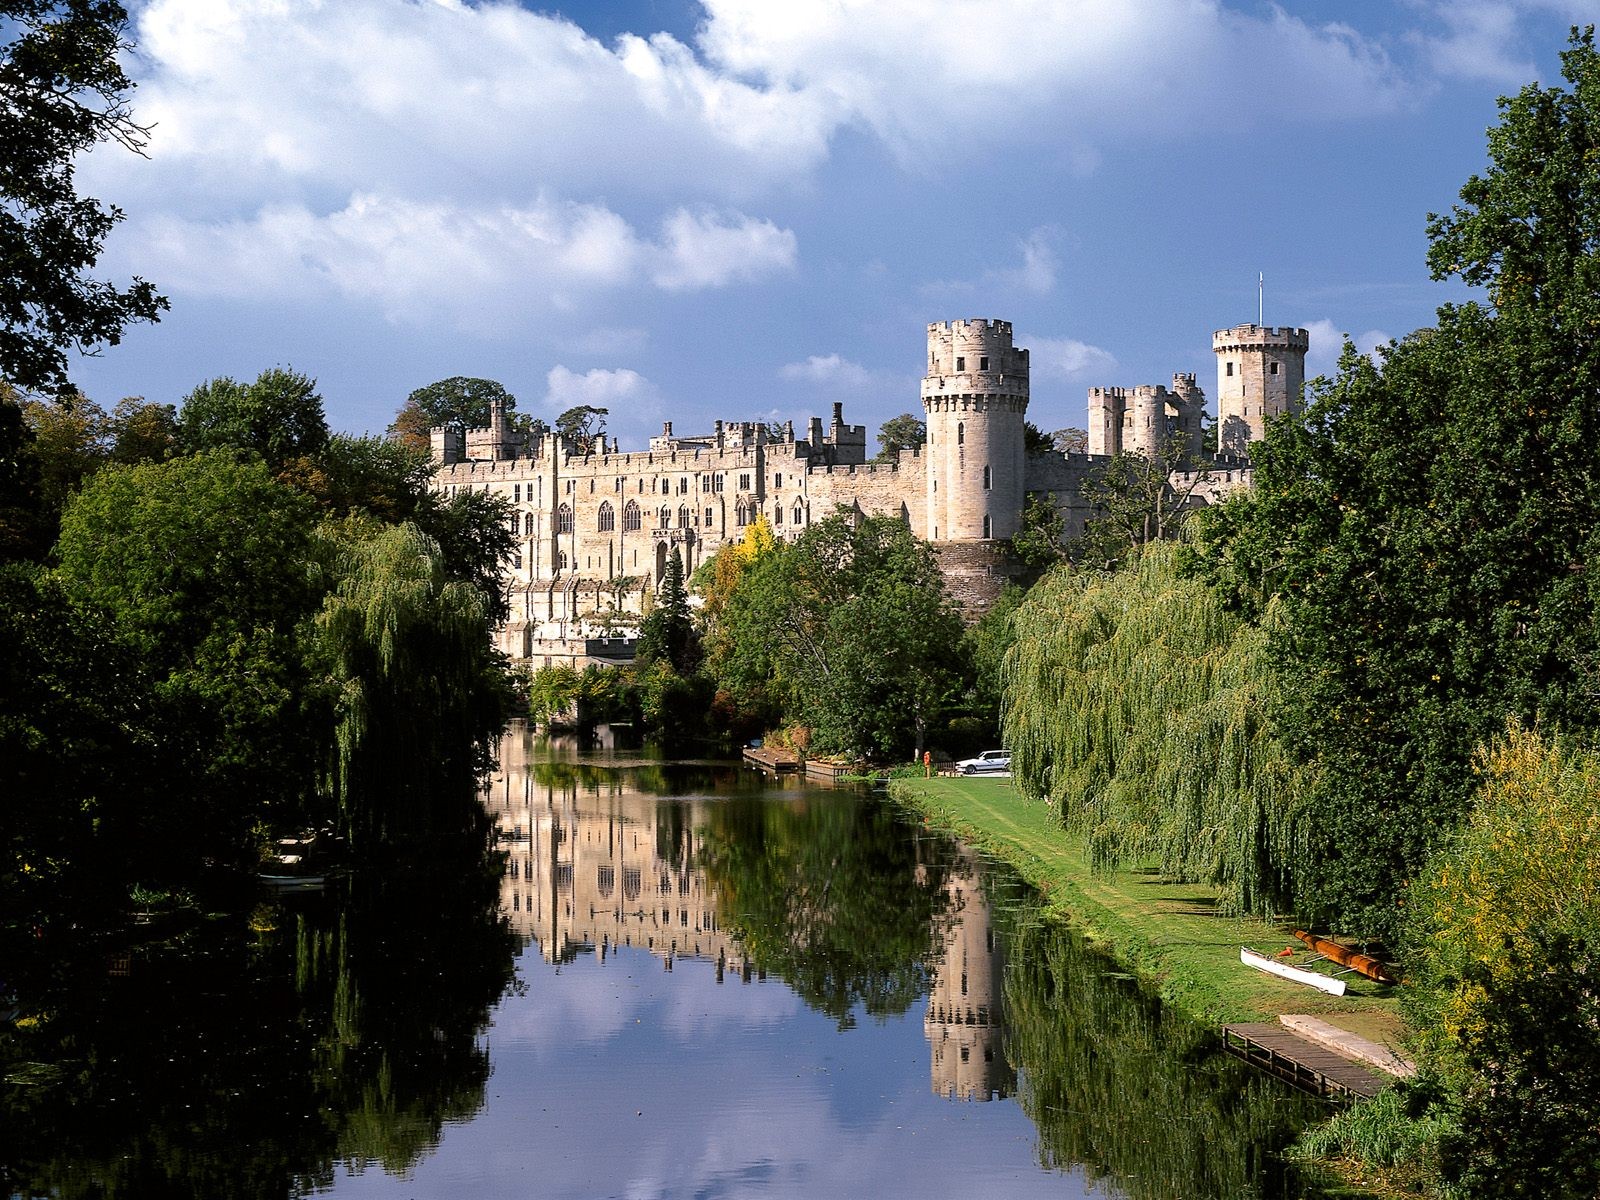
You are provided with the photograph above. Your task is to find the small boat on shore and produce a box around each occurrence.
[1292,930,1399,985]
[1240,947,1347,996]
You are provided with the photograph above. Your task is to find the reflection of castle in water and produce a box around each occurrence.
[925,851,1015,1102]
[485,735,754,979]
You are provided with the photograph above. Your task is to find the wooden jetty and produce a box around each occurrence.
[1221,1022,1388,1100]
[742,744,799,773]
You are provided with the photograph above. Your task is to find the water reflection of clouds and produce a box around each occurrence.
[492,945,803,1055]
[328,942,1094,1200]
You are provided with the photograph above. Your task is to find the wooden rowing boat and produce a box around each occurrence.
[1292,930,1398,985]
[1240,947,1347,996]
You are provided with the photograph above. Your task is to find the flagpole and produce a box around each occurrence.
[1259,272,1264,327]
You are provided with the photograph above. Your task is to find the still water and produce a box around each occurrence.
[2,725,1346,1199]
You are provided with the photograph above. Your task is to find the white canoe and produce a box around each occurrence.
[1241,947,1346,996]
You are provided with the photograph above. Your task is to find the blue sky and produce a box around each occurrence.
[72,1,1592,448]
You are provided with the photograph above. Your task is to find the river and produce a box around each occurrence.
[0,724,1351,1199]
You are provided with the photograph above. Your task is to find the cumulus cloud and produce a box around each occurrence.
[1405,0,1593,85]
[1303,318,1393,376]
[542,364,665,445]
[123,196,794,329]
[1023,334,1118,381]
[779,354,873,388]
[651,209,797,291]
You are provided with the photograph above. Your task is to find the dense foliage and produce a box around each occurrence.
[0,0,166,398]
[708,512,964,760]
[1005,544,1310,916]
[1203,30,1600,941]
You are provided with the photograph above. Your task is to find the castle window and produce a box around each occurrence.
[983,514,992,538]
[513,553,523,570]
[735,502,748,527]
[1270,362,1280,375]
[557,551,568,571]
[956,356,965,371]
[556,504,573,534]
[508,512,520,535]
[739,473,751,491]
[598,502,615,532]
[705,506,714,525]
[773,504,783,525]
[979,356,988,371]
[983,465,991,490]
[565,479,574,494]
[513,484,521,503]
[1226,361,1235,377]
[792,501,803,525]
[624,501,641,531]
[957,423,964,446]
[774,472,782,488]
[658,505,670,528]
[678,477,688,494]
[677,504,689,528]
[713,474,724,493]
[615,477,623,491]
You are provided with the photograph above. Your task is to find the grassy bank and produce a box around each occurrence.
[889,775,1402,1028]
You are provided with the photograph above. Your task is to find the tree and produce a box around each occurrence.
[1023,421,1053,456]
[178,367,331,467]
[636,547,697,673]
[1207,30,1600,939]
[874,413,925,460]
[1009,491,1067,570]
[54,450,326,861]
[108,395,177,464]
[712,513,963,760]
[555,404,607,454]
[390,377,532,451]
[0,0,166,398]
[1075,433,1212,570]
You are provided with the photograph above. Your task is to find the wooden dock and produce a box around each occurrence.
[1221,1022,1389,1100]
[742,745,799,773]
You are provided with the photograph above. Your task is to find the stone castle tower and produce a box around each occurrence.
[921,319,1029,542]
[1086,373,1206,462]
[1212,323,1309,458]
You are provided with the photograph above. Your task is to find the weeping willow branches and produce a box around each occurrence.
[311,520,507,847]
[1002,543,1312,916]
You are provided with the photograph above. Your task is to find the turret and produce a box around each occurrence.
[1212,324,1308,458]
[921,319,1029,542]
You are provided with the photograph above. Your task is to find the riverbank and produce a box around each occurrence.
[887,775,1403,1031]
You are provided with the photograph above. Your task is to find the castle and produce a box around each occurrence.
[432,319,1305,666]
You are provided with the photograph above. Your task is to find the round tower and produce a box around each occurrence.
[921,319,1029,542]
[1212,323,1309,459]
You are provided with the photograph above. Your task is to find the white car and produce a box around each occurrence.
[957,750,1011,775]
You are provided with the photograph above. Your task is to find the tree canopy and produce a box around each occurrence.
[0,0,166,398]
[874,413,925,460]
[178,368,331,468]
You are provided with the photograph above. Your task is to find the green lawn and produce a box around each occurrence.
[889,775,1403,1028]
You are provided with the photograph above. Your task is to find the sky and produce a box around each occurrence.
[69,0,1594,448]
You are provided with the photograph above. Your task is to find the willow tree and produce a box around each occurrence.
[1003,543,1310,916]
[311,520,508,849]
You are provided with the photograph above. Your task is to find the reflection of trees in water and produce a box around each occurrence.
[699,796,953,1028]
[0,845,517,1199]
[1001,915,1338,1200]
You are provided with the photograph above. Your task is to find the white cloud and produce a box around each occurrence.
[123,195,794,329]
[1405,1,1593,85]
[1303,318,1392,376]
[543,364,665,446]
[779,354,873,388]
[651,209,798,291]
[1023,334,1118,381]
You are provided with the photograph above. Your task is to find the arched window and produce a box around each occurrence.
[556,503,573,534]
[557,550,569,571]
[677,504,689,528]
[774,504,784,526]
[508,511,521,535]
[736,501,749,527]
[792,501,803,526]
[983,465,991,490]
[624,500,641,531]
[658,505,670,528]
[957,422,965,445]
[983,514,991,538]
[598,501,615,532]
